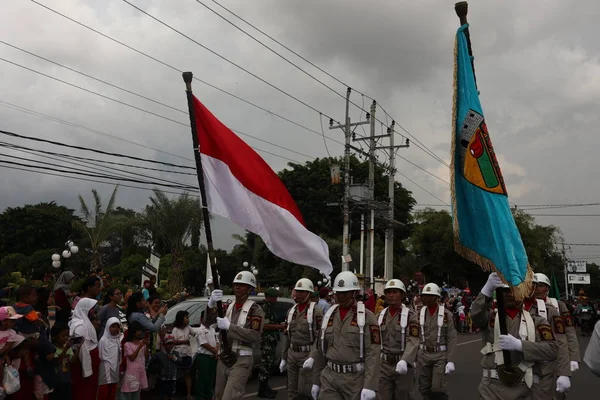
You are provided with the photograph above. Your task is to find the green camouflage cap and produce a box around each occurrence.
[264,288,279,297]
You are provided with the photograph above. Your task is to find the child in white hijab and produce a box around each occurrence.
[98,317,122,400]
[69,298,100,400]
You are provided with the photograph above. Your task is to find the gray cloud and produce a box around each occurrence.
[1,0,599,260]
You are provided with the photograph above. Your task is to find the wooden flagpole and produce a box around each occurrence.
[182,71,236,367]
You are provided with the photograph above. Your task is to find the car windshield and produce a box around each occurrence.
[165,301,204,325]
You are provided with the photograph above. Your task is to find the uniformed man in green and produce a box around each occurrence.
[208,271,265,400]
[258,287,285,398]
[280,278,323,400]
[378,279,419,400]
[313,271,380,400]
[472,273,559,399]
[417,283,457,400]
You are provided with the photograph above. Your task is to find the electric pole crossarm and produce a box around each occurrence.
[330,120,370,130]
[348,145,371,158]
[375,144,410,150]
[354,133,390,141]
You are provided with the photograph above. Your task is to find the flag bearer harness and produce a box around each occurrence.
[225,300,255,355]
[321,302,366,362]
[378,305,409,352]
[480,309,536,387]
[419,305,446,351]
[286,301,316,347]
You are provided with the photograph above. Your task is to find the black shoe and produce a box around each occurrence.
[267,387,278,395]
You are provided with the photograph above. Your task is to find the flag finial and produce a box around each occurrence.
[182,72,193,91]
[455,2,468,25]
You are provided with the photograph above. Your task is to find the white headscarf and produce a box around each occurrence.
[53,271,75,295]
[69,298,98,378]
[98,317,122,382]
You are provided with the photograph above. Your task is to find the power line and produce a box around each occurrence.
[121,0,340,123]
[29,0,342,145]
[0,98,308,162]
[0,141,196,176]
[0,144,197,190]
[396,171,449,206]
[0,163,195,198]
[0,40,186,115]
[207,0,448,168]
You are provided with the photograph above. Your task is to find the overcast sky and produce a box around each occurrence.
[1,0,599,262]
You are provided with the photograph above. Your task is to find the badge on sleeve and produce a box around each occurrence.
[250,315,262,331]
[553,316,566,334]
[561,311,574,327]
[538,324,555,341]
[316,316,323,327]
[409,323,419,337]
[370,325,381,344]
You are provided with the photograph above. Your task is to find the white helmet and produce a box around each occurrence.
[294,278,314,292]
[384,279,406,293]
[333,271,360,292]
[233,270,257,288]
[534,273,551,287]
[422,283,442,297]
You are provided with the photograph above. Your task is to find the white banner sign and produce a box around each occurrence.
[141,251,161,287]
[567,273,590,285]
[567,260,587,273]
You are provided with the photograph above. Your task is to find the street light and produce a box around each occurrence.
[51,239,79,269]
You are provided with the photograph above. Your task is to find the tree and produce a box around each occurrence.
[74,185,126,272]
[0,202,80,259]
[142,189,202,294]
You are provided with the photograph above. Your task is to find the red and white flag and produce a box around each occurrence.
[191,95,333,275]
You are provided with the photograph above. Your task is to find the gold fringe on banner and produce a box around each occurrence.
[450,34,534,301]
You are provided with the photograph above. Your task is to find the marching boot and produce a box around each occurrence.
[257,381,277,399]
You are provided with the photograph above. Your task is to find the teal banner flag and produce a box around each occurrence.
[451,24,533,299]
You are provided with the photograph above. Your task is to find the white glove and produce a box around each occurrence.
[360,388,376,400]
[481,273,504,297]
[395,360,408,375]
[556,376,571,392]
[216,317,230,331]
[570,361,579,372]
[279,360,287,373]
[208,289,223,308]
[311,385,320,400]
[498,334,523,352]
[302,357,314,371]
[445,362,455,374]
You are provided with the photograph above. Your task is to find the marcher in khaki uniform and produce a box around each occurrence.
[280,278,323,400]
[533,274,581,378]
[472,273,559,399]
[313,271,380,400]
[527,273,571,398]
[378,279,419,400]
[417,283,457,400]
[208,271,265,400]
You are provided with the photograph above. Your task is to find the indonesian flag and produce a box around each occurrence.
[191,95,333,275]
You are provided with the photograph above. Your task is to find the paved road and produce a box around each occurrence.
[243,333,600,399]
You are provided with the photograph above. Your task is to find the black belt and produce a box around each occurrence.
[327,361,364,374]
[419,344,447,352]
[291,344,313,352]
[380,352,403,364]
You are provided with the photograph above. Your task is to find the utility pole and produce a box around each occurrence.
[562,242,569,299]
[366,100,376,289]
[329,88,370,272]
[383,121,409,280]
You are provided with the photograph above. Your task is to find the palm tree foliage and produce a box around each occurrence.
[74,185,126,272]
[143,189,202,293]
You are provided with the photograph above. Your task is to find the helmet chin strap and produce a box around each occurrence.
[298,293,311,305]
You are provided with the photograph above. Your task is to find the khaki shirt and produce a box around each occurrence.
[524,299,570,377]
[208,301,264,351]
[379,306,419,366]
[419,305,458,363]
[282,303,323,360]
[315,303,381,391]
[557,299,581,362]
[471,294,558,375]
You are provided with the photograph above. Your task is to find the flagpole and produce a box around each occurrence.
[182,71,236,367]
[454,1,517,376]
